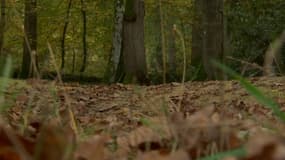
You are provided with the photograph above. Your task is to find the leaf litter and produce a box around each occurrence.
[1,77,285,159]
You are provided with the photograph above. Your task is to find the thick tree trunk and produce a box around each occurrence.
[110,0,124,82]
[80,0,87,73]
[21,0,38,78]
[192,0,224,80]
[0,0,6,56]
[61,0,72,70]
[203,0,224,79]
[122,0,147,83]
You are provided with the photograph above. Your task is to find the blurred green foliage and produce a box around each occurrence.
[225,0,285,76]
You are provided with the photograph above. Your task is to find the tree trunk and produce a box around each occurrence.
[159,0,166,83]
[109,0,124,82]
[61,0,72,71]
[121,0,148,84]
[72,48,76,74]
[203,0,224,79]
[192,0,224,80]
[80,0,87,73]
[21,0,38,78]
[0,0,6,56]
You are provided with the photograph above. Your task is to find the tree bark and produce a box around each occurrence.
[122,0,147,84]
[21,0,38,78]
[80,0,87,73]
[0,0,6,56]
[61,0,72,71]
[192,0,224,80]
[110,0,124,82]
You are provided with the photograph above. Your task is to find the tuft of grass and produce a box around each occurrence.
[213,60,285,122]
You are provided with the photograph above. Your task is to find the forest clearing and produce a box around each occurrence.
[1,0,285,159]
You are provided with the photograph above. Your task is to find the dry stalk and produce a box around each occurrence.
[226,56,263,71]
[173,24,187,111]
[47,42,78,136]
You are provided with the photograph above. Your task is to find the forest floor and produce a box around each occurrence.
[1,76,285,160]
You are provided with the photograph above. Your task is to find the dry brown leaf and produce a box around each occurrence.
[241,133,285,160]
[75,134,111,160]
[169,107,241,159]
[34,123,75,160]
[136,149,189,160]
[0,127,35,160]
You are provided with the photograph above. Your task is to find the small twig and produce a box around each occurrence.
[226,56,264,71]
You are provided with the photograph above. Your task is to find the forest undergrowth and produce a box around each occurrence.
[1,76,285,160]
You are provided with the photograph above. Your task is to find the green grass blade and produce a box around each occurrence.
[213,61,285,122]
[199,147,247,160]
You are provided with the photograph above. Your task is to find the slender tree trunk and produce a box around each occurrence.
[21,0,38,78]
[166,4,177,80]
[159,0,166,83]
[61,0,72,70]
[109,0,124,82]
[72,48,76,73]
[122,0,147,84]
[168,25,176,78]
[80,0,87,73]
[0,0,6,56]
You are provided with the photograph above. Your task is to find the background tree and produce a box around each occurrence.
[80,0,87,73]
[61,0,72,71]
[159,0,166,83]
[108,0,124,82]
[0,0,5,56]
[21,0,38,78]
[117,0,148,83]
[192,0,224,80]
